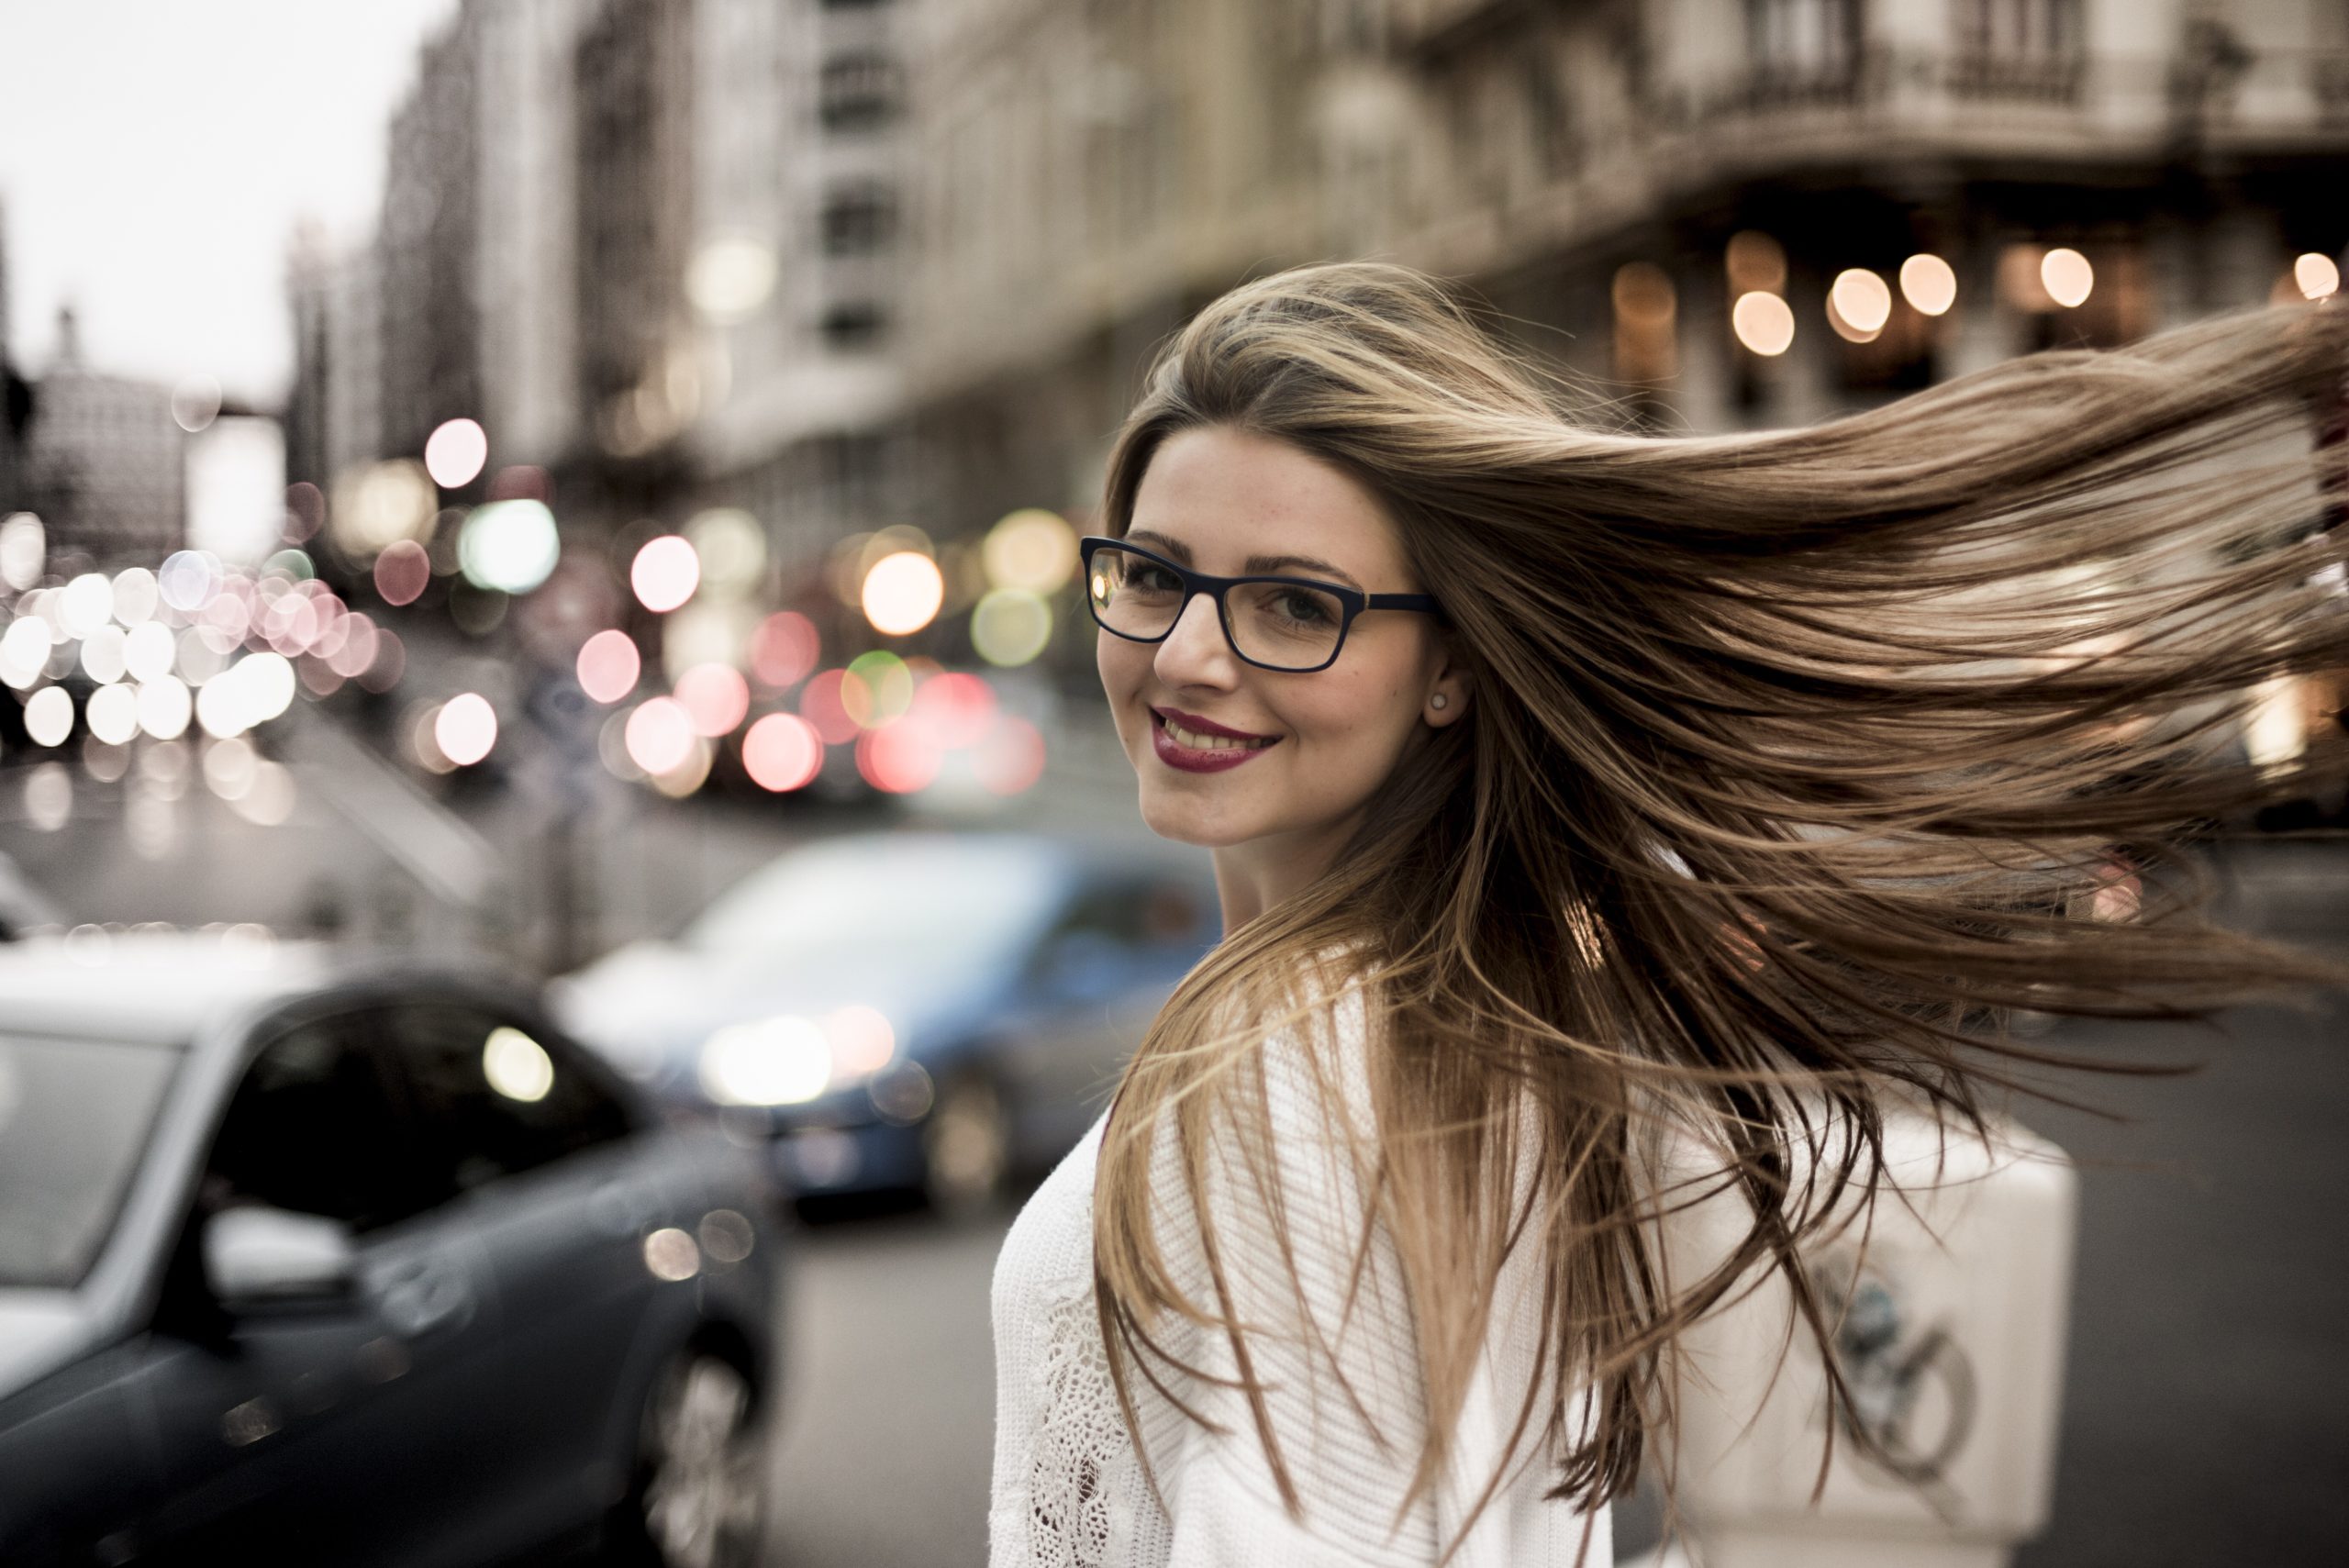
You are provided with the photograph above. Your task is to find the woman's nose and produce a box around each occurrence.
[1153,593,1237,687]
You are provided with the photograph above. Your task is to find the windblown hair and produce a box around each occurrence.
[1088,260,2349,1553]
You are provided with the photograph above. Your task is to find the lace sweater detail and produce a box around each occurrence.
[988,972,1612,1567]
[1024,1273,1121,1567]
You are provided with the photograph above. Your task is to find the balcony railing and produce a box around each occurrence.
[1946,50,2086,106]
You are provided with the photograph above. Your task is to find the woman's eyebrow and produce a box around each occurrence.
[1126,529,1364,590]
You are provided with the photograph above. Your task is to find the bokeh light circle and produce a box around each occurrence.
[2294,252,2341,302]
[1828,269,1892,338]
[911,672,997,749]
[799,670,859,745]
[631,536,700,613]
[81,625,128,684]
[982,509,1079,593]
[425,417,490,489]
[2041,247,2094,308]
[841,651,914,728]
[1898,253,1958,317]
[111,568,159,627]
[626,697,696,776]
[435,693,498,767]
[741,712,825,792]
[972,589,1052,667]
[685,508,766,593]
[576,628,642,704]
[138,677,194,741]
[374,539,431,606]
[124,621,176,684]
[1731,292,1796,357]
[86,684,139,746]
[974,715,1048,795]
[862,551,945,636]
[857,722,942,795]
[458,500,561,595]
[24,685,73,747]
[750,611,819,689]
[61,573,114,639]
[676,663,751,737]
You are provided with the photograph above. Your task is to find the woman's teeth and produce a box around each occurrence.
[1160,716,1273,751]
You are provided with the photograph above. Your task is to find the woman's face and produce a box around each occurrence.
[1097,426,1470,858]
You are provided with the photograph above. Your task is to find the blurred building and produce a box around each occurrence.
[287,0,917,566]
[899,0,2349,539]
[17,308,184,569]
[380,4,488,474]
[0,196,32,520]
[687,0,916,583]
[282,0,2347,690]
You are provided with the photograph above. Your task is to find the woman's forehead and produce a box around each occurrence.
[1131,427,1406,579]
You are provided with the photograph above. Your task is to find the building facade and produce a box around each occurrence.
[285,0,2348,642]
[18,309,185,570]
[899,0,2349,538]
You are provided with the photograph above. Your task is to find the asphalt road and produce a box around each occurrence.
[5,752,2342,1566]
[755,845,2349,1568]
[762,1205,1009,1568]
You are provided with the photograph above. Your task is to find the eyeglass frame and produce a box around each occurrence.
[1077,534,1444,674]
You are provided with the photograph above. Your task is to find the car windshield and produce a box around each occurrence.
[682,838,1066,986]
[0,1034,180,1289]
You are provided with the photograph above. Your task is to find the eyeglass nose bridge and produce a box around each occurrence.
[1157,585,1240,662]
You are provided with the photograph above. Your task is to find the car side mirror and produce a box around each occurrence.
[204,1206,357,1308]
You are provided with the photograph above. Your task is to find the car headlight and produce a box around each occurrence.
[696,1006,896,1107]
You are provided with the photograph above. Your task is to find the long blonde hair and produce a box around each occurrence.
[1089,261,2349,1549]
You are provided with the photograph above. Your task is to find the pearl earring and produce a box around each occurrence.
[1430,693,1449,711]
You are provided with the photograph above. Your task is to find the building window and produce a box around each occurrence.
[1522,55,1578,179]
[821,183,898,256]
[1951,0,2083,100]
[1747,0,1863,85]
[819,51,900,131]
[820,301,888,350]
[1956,0,2079,59]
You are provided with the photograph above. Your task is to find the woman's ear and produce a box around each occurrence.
[1425,640,1471,728]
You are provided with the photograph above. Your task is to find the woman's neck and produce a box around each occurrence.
[1208,809,1364,933]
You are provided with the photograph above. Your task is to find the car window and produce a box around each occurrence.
[0,1033,180,1288]
[377,1004,631,1195]
[682,837,1065,977]
[206,1017,433,1234]
[1053,875,1213,952]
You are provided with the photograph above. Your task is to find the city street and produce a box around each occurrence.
[4,752,2344,1567]
[746,843,2349,1568]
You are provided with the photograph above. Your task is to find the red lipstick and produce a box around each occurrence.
[1148,706,1282,773]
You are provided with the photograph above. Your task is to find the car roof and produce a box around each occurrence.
[0,930,497,1049]
[760,825,1208,883]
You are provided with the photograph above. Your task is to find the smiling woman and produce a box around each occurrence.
[1090,428,1469,908]
[986,260,2349,1568]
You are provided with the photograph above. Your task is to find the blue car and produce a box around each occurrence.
[0,930,783,1568]
[552,830,1221,1212]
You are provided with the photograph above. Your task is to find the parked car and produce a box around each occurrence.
[552,830,1220,1213]
[0,929,782,1568]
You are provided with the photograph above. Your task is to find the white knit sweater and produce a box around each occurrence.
[987,969,1612,1567]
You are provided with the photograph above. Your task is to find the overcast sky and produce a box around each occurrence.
[0,0,459,406]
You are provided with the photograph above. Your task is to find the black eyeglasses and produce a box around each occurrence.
[1078,535,1442,673]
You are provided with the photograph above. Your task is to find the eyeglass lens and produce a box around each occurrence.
[1086,543,1347,671]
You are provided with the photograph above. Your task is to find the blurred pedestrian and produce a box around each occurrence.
[988,262,2349,1566]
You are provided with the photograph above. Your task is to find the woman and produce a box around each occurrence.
[988,261,2349,1567]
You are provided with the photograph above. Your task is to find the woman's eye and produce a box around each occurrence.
[1130,565,1183,594]
[1276,590,1332,625]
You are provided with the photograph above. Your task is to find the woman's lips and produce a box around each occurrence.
[1148,709,1281,773]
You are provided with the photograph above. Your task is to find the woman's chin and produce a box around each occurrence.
[1137,786,1258,849]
